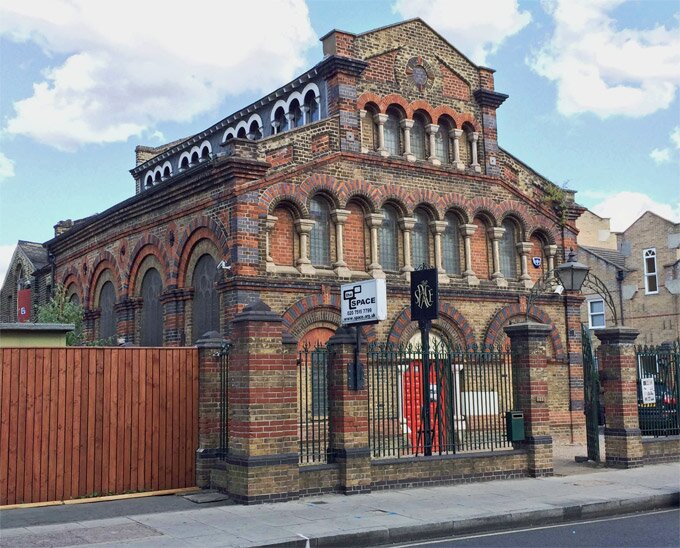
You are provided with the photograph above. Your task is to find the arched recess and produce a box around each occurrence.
[87,253,122,309]
[270,201,298,267]
[483,303,565,361]
[387,303,476,349]
[527,229,552,283]
[176,220,229,288]
[344,196,370,272]
[282,294,377,344]
[470,212,494,280]
[181,236,222,343]
[126,238,169,294]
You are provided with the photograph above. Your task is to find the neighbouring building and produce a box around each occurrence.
[577,210,680,345]
[1,19,588,444]
[0,240,51,323]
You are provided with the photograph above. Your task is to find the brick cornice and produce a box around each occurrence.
[473,89,509,109]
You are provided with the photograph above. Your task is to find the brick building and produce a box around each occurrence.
[5,19,587,444]
[577,210,680,345]
[0,241,50,323]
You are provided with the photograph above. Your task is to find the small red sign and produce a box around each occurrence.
[17,289,31,323]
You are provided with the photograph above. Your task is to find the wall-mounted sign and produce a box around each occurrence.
[532,257,542,269]
[641,377,656,405]
[17,289,31,323]
[341,279,387,326]
[410,268,439,321]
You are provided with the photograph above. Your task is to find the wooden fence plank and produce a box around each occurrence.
[47,348,59,502]
[116,348,125,494]
[63,349,74,502]
[124,348,132,492]
[0,350,11,505]
[15,349,28,504]
[178,350,186,488]
[137,349,147,491]
[94,348,105,496]
[158,350,167,490]
[130,349,139,492]
[40,349,51,502]
[23,350,36,503]
[71,349,82,499]
[55,348,67,501]
[78,348,89,498]
[30,350,43,503]
[86,348,96,496]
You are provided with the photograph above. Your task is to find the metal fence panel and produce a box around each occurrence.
[298,343,329,464]
[636,341,680,437]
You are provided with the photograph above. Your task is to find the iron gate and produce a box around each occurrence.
[582,324,600,462]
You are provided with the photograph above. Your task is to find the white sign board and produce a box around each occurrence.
[641,377,656,404]
[341,279,387,326]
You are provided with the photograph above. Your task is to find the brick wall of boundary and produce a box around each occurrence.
[0,347,198,506]
[642,438,680,465]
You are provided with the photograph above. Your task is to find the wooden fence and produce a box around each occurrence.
[0,347,199,505]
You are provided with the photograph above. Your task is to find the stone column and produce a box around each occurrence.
[517,242,534,289]
[286,112,295,131]
[366,213,385,279]
[271,120,280,135]
[83,309,99,343]
[160,288,192,346]
[359,109,368,153]
[461,224,479,286]
[374,114,389,157]
[469,131,481,172]
[301,105,309,126]
[222,300,300,503]
[400,119,416,161]
[114,297,142,344]
[399,217,416,281]
[331,209,351,278]
[505,322,554,477]
[195,333,228,487]
[327,326,371,494]
[264,215,277,273]
[595,327,642,469]
[451,129,465,170]
[489,226,507,287]
[431,220,449,284]
[426,124,441,166]
[545,244,557,276]
[294,219,316,275]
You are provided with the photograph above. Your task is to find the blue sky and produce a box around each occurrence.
[1,0,679,284]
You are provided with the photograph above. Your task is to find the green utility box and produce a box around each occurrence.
[506,411,525,442]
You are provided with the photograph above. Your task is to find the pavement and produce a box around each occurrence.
[1,443,679,548]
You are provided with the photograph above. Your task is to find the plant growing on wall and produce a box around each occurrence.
[541,183,570,227]
[36,285,84,345]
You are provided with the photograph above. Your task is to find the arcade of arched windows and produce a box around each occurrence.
[359,95,481,172]
[64,232,225,346]
[264,195,558,288]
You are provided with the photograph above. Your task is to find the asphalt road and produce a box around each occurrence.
[397,508,680,547]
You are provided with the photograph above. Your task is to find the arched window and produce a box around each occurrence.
[145,175,153,188]
[98,281,116,341]
[140,268,163,346]
[304,92,319,123]
[310,197,331,267]
[411,115,427,160]
[163,165,171,178]
[248,121,262,140]
[435,124,450,163]
[500,220,518,278]
[69,293,80,306]
[274,108,287,133]
[412,209,430,268]
[365,105,380,151]
[290,100,303,128]
[442,213,461,274]
[192,254,219,342]
[384,108,401,156]
[380,205,399,271]
[180,156,189,170]
[237,127,247,138]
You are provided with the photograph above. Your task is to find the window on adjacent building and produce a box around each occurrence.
[380,205,399,271]
[191,254,220,343]
[412,209,430,268]
[310,197,331,267]
[98,280,116,341]
[435,124,450,163]
[140,268,163,346]
[499,219,518,278]
[442,213,461,274]
[588,299,605,329]
[644,248,658,294]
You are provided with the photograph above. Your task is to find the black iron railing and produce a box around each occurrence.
[636,341,680,437]
[367,342,513,459]
[298,343,330,464]
[218,341,231,460]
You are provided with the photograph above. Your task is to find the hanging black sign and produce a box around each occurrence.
[410,268,439,321]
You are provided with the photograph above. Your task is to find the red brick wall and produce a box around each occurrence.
[471,218,490,279]
[529,235,546,283]
[364,50,398,83]
[271,206,295,266]
[439,62,470,100]
[345,202,367,271]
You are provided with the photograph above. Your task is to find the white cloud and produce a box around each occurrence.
[0,152,15,181]
[671,126,680,149]
[529,0,680,118]
[0,244,16,290]
[0,0,317,151]
[650,147,671,164]
[591,191,680,231]
[392,0,531,65]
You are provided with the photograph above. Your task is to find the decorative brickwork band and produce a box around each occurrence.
[327,326,372,495]
[504,322,553,477]
[595,326,642,469]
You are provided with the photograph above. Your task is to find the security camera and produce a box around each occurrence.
[554,285,564,295]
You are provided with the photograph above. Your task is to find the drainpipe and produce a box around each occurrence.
[616,270,625,326]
